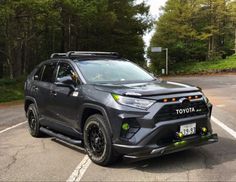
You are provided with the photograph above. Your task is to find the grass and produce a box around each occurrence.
[171,55,236,75]
[0,77,25,103]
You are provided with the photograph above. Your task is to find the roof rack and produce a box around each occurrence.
[50,53,67,59]
[50,51,120,59]
[66,51,120,58]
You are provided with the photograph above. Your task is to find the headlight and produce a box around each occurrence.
[112,94,155,110]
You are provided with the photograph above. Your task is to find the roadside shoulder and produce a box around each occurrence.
[0,100,23,109]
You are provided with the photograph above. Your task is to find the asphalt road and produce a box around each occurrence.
[1,74,236,181]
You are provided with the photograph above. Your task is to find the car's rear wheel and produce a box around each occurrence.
[27,104,42,137]
[83,114,119,166]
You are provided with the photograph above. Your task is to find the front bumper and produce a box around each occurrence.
[113,133,218,159]
[106,92,217,159]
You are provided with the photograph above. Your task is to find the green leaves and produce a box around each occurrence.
[149,0,236,74]
[0,0,152,78]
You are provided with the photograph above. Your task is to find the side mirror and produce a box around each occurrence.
[55,76,77,90]
[63,78,76,85]
[55,81,76,90]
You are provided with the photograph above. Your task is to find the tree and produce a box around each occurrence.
[228,0,236,54]
[0,0,152,78]
[149,0,236,73]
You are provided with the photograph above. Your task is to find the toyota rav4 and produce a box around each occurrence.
[24,51,218,166]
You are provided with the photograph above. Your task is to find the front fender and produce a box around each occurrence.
[78,103,113,137]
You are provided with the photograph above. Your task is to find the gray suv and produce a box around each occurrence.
[24,51,218,166]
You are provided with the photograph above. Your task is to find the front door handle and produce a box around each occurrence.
[32,86,39,92]
[50,90,57,97]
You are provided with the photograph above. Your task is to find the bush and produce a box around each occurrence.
[170,55,236,75]
[0,77,25,103]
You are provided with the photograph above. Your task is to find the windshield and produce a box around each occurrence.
[76,60,154,83]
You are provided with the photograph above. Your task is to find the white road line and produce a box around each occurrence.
[2,116,236,182]
[66,115,236,182]
[67,155,91,182]
[0,119,91,182]
[212,116,236,139]
[216,105,225,108]
[0,121,27,134]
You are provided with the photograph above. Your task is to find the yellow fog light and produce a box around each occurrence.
[122,123,130,131]
[202,127,207,133]
[176,132,184,139]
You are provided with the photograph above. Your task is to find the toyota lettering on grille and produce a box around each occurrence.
[176,107,196,115]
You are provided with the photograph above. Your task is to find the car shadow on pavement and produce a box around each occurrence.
[110,136,236,175]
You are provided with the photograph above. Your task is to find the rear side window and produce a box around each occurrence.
[34,66,44,81]
[41,63,57,83]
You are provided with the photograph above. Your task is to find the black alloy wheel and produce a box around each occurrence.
[83,114,119,166]
[28,110,37,131]
[87,123,106,158]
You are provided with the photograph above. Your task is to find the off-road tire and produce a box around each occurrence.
[27,104,42,137]
[83,114,119,166]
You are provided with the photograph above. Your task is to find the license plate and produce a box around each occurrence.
[180,123,196,136]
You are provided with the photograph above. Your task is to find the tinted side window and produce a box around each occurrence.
[56,63,74,82]
[34,65,44,81]
[41,63,57,83]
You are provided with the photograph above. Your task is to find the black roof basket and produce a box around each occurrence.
[50,51,120,59]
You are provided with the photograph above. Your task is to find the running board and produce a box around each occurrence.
[40,127,82,146]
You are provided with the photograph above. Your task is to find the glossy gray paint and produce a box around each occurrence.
[24,57,217,158]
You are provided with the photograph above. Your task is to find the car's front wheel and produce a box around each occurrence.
[83,114,119,166]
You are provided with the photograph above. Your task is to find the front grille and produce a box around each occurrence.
[156,101,208,122]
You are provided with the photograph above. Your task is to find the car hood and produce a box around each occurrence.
[93,80,200,96]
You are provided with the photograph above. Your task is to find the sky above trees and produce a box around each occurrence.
[143,0,167,46]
